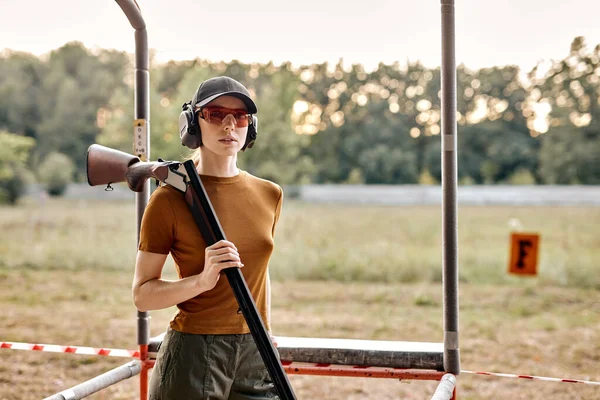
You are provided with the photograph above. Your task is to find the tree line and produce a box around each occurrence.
[1,37,599,204]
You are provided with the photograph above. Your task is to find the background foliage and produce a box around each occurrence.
[1,37,600,203]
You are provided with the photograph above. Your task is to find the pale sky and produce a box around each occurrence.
[1,0,600,72]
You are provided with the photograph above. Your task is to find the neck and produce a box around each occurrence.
[195,150,240,177]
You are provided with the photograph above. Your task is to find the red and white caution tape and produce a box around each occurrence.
[461,370,600,386]
[2,341,600,386]
[1,341,140,358]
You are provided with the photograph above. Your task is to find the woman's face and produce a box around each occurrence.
[197,95,249,157]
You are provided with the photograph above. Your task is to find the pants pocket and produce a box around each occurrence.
[148,329,186,398]
[160,329,185,385]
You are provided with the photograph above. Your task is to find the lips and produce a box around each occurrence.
[219,137,237,143]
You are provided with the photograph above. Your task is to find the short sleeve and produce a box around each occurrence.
[271,185,283,236]
[138,187,176,255]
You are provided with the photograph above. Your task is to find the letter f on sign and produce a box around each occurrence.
[509,233,539,276]
[517,240,532,269]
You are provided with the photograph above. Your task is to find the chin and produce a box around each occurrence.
[206,144,241,156]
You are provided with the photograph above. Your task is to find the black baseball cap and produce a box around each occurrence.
[191,76,258,114]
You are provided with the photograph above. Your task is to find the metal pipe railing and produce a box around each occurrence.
[431,374,457,400]
[44,360,141,400]
[47,0,460,398]
[113,1,151,398]
[440,0,461,376]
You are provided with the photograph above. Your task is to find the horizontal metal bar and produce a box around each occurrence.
[43,360,141,400]
[283,362,447,380]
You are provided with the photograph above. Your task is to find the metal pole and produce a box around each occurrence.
[114,1,150,398]
[441,0,460,375]
[44,360,141,400]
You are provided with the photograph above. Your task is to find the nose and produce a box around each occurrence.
[222,113,236,131]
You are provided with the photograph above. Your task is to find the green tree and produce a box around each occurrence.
[155,59,197,97]
[298,61,423,183]
[456,66,536,184]
[239,62,315,184]
[0,51,46,138]
[37,152,75,196]
[35,42,129,176]
[6,39,600,186]
[535,37,600,184]
[0,131,35,204]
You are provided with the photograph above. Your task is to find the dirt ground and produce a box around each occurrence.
[1,272,599,399]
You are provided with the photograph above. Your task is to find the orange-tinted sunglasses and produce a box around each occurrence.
[198,107,252,127]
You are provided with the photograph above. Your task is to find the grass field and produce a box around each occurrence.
[0,198,599,399]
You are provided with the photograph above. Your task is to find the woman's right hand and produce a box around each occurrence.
[197,240,243,292]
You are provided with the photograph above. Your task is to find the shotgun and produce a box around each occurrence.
[86,144,296,400]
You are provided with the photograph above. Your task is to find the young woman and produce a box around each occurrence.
[132,76,282,399]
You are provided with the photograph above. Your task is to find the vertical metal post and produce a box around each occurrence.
[440,0,460,375]
[114,1,150,398]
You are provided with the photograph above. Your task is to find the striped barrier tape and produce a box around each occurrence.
[2,341,599,386]
[1,341,140,358]
[460,370,600,386]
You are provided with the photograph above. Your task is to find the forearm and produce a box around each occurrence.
[133,275,203,312]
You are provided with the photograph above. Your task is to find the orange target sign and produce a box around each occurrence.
[508,233,540,276]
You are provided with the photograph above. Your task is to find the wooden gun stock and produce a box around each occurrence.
[86,144,171,192]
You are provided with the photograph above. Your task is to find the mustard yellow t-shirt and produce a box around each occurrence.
[138,171,283,334]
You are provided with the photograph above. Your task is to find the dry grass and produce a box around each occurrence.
[0,198,599,399]
[2,198,598,288]
[272,202,600,288]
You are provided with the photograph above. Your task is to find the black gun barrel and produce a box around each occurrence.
[182,160,297,400]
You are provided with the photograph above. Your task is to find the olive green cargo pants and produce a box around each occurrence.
[149,329,279,400]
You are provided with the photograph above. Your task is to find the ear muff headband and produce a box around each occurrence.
[179,102,202,149]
